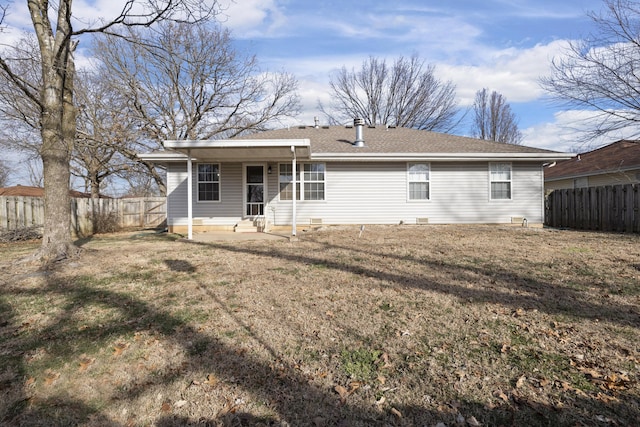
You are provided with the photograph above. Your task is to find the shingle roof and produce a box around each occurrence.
[239,125,559,154]
[544,140,640,180]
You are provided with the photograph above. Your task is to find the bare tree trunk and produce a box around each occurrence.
[29,0,79,262]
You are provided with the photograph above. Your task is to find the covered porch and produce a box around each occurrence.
[162,138,311,240]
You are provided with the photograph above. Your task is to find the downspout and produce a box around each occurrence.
[291,145,297,237]
[187,150,193,240]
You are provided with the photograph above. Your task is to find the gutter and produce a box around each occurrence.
[311,152,576,162]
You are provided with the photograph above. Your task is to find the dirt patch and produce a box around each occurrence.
[0,225,638,426]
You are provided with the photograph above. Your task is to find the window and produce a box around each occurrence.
[279,162,325,201]
[279,163,300,200]
[489,162,511,200]
[407,163,430,200]
[303,163,325,200]
[197,163,220,202]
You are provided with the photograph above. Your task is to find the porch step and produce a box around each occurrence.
[235,219,260,233]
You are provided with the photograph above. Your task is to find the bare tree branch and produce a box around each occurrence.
[0,0,220,262]
[471,88,523,145]
[320,54,460,132]
[540,0,640,142]
[92,21,299,181]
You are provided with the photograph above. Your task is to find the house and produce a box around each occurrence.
[138,121,574,238]
[544,140,640,192]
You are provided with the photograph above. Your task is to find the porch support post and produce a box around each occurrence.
[187,150,193,240]
[291,146,297,237]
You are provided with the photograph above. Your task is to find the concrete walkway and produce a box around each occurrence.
[190,231,291,242]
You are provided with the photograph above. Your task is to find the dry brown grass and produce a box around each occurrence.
[0,225,638,426]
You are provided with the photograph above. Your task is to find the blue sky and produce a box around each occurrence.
[1,0,617,187]
[219,0,611,152]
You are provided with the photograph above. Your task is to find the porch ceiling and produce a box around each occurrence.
[163,139,311,162]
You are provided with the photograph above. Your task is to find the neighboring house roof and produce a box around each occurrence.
[544,140,640,181]
[144,125,573,162]
[0,185,108,198]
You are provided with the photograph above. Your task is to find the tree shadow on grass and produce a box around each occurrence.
[192,238,640,329]
[0,238,638,426]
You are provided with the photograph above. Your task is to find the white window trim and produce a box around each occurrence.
[407,162,431,202]
[278,162,326,202]
[489,162,512,201]
[196,162,221,203]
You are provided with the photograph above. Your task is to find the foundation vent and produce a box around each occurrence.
[511,217,525,224]
[416,217,429,225]
[309,218,323,226]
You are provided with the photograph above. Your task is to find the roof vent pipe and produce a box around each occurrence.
[354,118,365,147]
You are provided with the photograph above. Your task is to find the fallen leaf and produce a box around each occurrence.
[596,392,620,404]
[467,415,482,426]
[78,357,95,372]
[375,396,386,406]
[113,342,129,357]
[160,402,171,412]
[538,378,550,387]
[380,352,392,369]
[500,343,511,354]
[512,308,525,317]
[559,380,572,391]
[493,390,509,403]
[377,375,386,385]
[174,400,188,408]
[348,381,362,393]
[204,374,219,386]
[390,407,402,418]
[515,375,527,389]
[334,385,349,402]
[44,371,60,386]
[25,377,36,387]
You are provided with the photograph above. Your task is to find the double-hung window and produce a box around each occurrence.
[303,163,325,200]
[279,163,325,201]
[278,163,300,200]
[407,163,430,200]
[197,163,220,202]
[489,162,512,200]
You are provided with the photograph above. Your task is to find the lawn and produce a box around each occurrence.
[0,225,638,426]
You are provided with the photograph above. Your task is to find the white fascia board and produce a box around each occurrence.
[164,139,311,149]
[311,152,576,162]
[136,152,192,162]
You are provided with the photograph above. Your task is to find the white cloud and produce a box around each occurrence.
[522,109,620,153]
[437,40,570,106]
[217,0,286,37]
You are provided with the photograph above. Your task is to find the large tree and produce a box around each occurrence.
[471,88,523,145]
[0,0,216,262]
[73,70,138,198]
[0,159,9,187]
[320,54,459,132]
[540,0,640,141]
[92,21,299,193]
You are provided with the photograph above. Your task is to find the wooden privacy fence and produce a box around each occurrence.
[0,196,166,235]
[545,184,639,232]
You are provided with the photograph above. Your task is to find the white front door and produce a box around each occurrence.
[245,165,265,217]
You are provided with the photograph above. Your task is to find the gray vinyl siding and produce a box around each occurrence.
[166,162,243,226]
[167,160,545,226]
[268,161,544,225]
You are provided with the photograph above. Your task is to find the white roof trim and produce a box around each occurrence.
[164,139,311,149]
[311,152,576,162]
[137,152,191,161]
